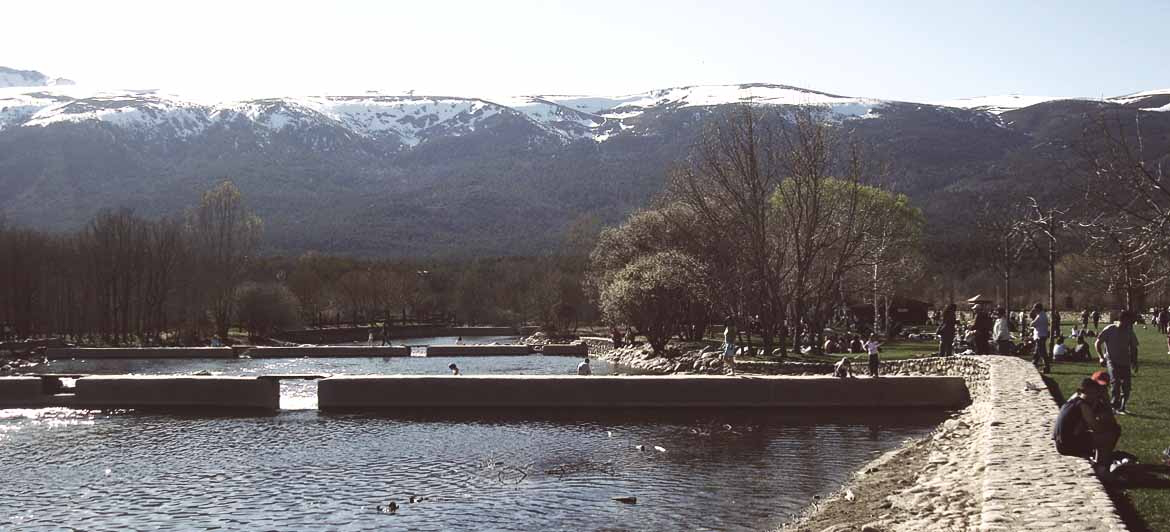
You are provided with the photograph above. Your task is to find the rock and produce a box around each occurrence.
[860,522,885,532]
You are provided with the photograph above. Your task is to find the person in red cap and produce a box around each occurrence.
[1053,376,1120,474]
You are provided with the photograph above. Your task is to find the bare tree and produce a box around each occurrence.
[187,181,262,339]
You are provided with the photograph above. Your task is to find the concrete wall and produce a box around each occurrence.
[243,346,410,358]
[318,375,969,409]
[425,345,532,357]
[45,347,236,359]
[538,344,589,356]
[72,376,279,410]
[275,326,518,344]
[0,377,52,406]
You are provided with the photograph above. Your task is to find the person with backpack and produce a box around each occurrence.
[1053,374,1120,474]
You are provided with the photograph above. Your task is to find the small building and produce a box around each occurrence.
[849,297,932,327]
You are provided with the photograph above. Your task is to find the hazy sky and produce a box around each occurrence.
[3,0,1167,100]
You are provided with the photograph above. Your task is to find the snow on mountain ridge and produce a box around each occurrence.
[0,67,74,88]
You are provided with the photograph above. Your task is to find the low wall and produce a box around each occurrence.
[72,376,279,410]
[275,326,518,344]
[425,345,532,357]
[537,344,589,356]
[0,377,56,406]
[243,346,410,358]
[45,347,236,360]
[317,375,969,409]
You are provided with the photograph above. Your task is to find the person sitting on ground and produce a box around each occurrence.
[823,336,840,354]
[849,335,863,354]
[1072,335,1092,361]
[577,356,592,376]
[1053,336,1069,361]
[1053,375,1120,473]
[448,363,460,376]
[610,327,623,349]
[833,357,854,378]
[864,334,882,377]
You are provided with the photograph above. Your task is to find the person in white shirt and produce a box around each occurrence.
[577,357,592,376]
[993,307,1012,355]
[1053,336,1069,360]
[1031,303,1051,373]
[864,335,882,377]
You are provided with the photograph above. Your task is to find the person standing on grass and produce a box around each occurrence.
[864,334,882,377]
[938,303,957,357]
[994,307,1012,355]
[1095,310,1139,414]
[1092,309,1102,332]
[1031,303,1051,373]
[722,317,737,376]
[1081,308,1091,332]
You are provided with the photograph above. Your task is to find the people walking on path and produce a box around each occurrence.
[722,317,737,376]
[1095,310,1139,414]
[865,334,882,377]
[937,303,957,357]
[1031,303,1051,373]
[381,321,391,346]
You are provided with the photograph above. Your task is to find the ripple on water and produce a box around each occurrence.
[0,408,945,531]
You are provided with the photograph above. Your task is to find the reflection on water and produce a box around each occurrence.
[0,407,945,531]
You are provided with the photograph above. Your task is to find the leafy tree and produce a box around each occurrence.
[599,251,710,354]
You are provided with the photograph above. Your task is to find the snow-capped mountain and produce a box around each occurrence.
[2,66,1169,257]
[0,81,888,144]
[0,66,74,88]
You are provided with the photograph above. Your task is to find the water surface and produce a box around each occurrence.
[0,407,944,531]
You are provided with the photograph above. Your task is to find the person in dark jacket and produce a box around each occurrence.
[938,303,957,357]
[972,304,994,355]
[1053,374,1119,472]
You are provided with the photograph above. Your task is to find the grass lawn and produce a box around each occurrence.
[1045,325,1170,532]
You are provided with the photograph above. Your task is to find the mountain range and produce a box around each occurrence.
[2,67,1168,256]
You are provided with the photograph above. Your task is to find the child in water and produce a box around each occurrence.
[448,363,460,375]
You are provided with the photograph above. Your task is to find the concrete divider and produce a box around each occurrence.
[243,346,410,358]
[45,347,236,360]
[425,345,532,357]
[72,376,279,410]
[538,344,589,356]
[0,377,54,406]
[318,375,969,409]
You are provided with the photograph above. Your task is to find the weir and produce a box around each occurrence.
[1,374,968,411]
[317,375,970,409]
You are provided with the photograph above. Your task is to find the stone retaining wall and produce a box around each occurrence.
[317,374,969,410]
